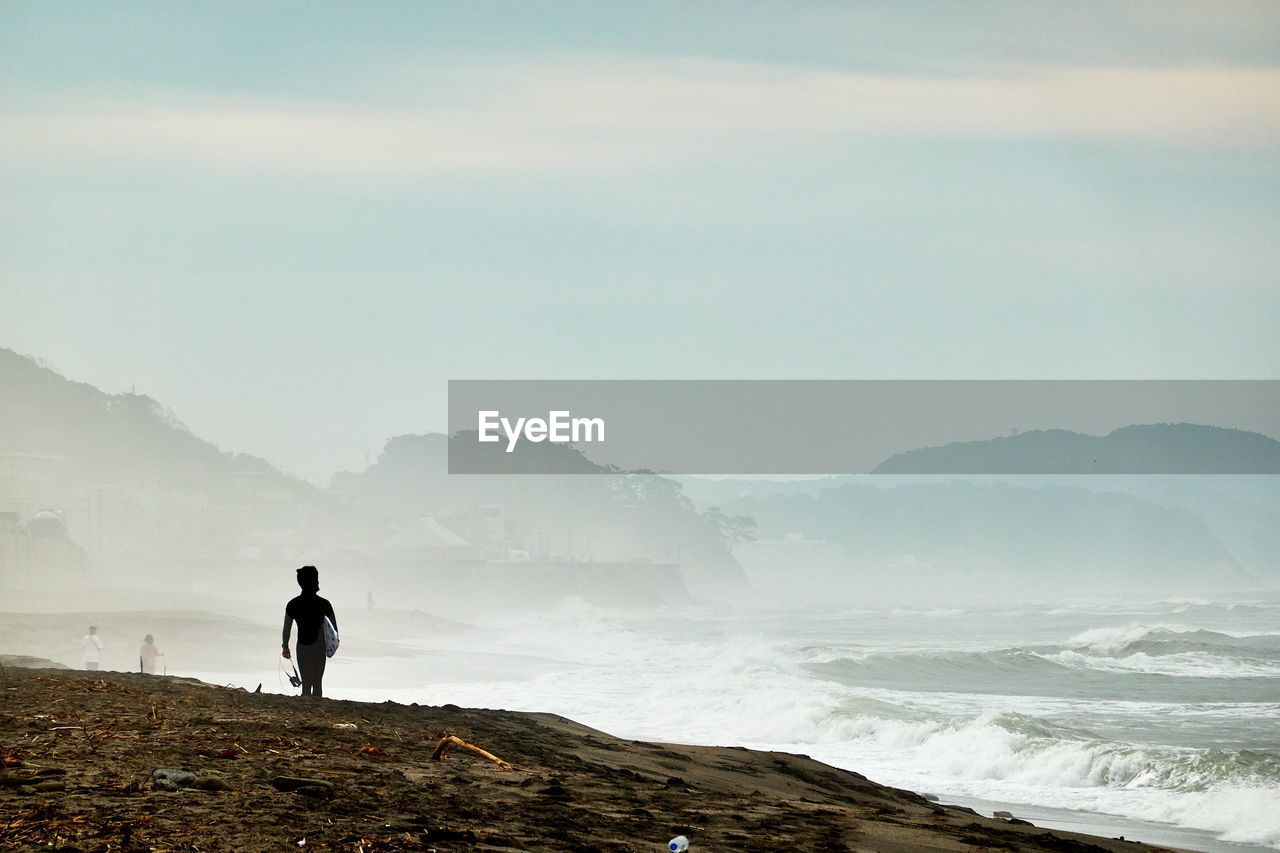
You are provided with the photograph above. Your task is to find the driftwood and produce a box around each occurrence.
[429,734,536,773]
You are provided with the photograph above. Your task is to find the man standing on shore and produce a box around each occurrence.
[82,626,102,670]
[282,565,337,698]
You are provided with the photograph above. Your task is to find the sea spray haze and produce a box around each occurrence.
[6,352,1280,850]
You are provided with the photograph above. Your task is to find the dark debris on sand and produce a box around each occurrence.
[0,669,1179,852]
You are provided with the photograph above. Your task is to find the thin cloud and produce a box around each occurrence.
[3,59,1278,178]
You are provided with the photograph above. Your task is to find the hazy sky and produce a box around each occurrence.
[2,2,1279,483]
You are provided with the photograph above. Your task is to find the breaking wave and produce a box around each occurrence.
[812,706,1280,848]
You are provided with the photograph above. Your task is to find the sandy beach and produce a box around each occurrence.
[0,663,1196,853]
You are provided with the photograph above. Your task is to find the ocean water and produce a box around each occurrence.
[207,595,1280,852]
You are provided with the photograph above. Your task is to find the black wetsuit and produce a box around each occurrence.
[283,592,336,697]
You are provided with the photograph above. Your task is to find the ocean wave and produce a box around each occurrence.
[1066,624,1280,660]
[1044,648,1280,679]
[804,642,1280,705]
[820,706,1280,787]
[1149,598,1280,617]
[803,646,1119,699]
[803,645,1072,678]
[814,707,1280,845]
[1127,784,1280,848]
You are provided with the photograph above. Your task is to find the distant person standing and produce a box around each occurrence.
[139,634,164,674]
[82,626,102,670]
[282,565,337,698]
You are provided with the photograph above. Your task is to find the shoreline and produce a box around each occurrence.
[0,665,1214,853]
[4,603,1275,852]
[938,795,1275,853]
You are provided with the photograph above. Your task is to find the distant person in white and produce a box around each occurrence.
[139,634,164,674]
[82,626,102,670]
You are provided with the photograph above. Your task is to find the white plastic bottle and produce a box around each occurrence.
[668,836,689,852]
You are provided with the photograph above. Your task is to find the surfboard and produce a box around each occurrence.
[323,616,340,658]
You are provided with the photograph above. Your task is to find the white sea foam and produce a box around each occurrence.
[1045,648,1280,679]
[1066,624,1199,654]
[1129,786,1280,847]
[807,708,1280,848]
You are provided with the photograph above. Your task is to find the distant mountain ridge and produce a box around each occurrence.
[0,346,333,586]
[872,423,1280,474]
[0,346,293,486]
